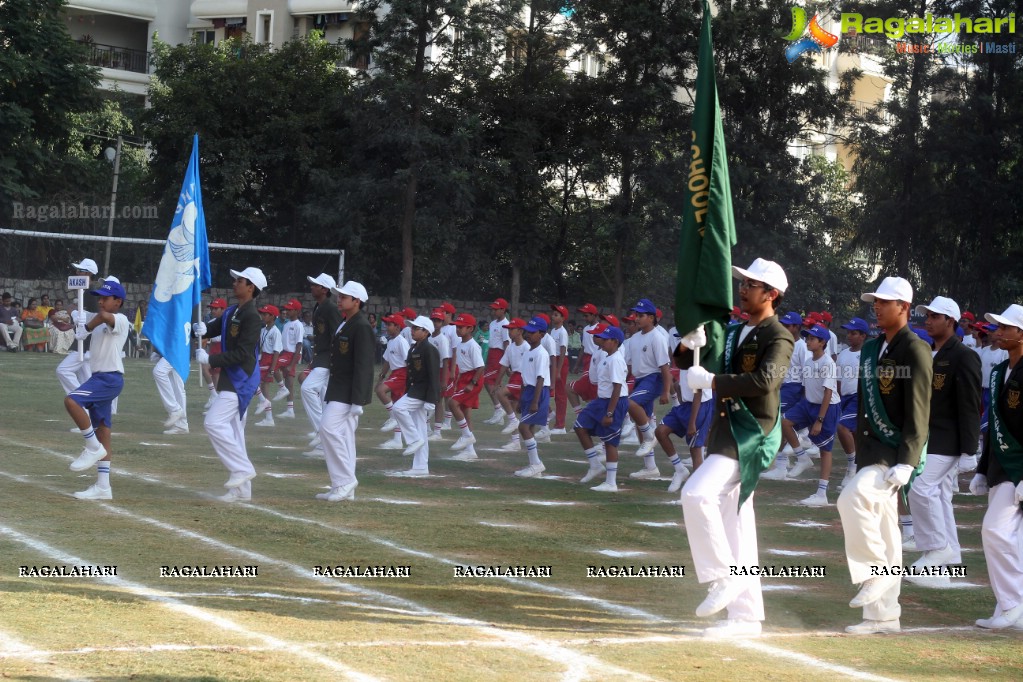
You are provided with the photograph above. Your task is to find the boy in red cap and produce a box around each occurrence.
[439,302,459,430]
[399,306,417,345]
[568,304,602,419]
[273,299,305,418]
[448,313,485,460]
[483,298,511,425]
[200,298,228,413]
[377,312,411,449]
[493,318,530,450]
[254,304,283,427]
[549,304,571,434]
[428,309,453,441]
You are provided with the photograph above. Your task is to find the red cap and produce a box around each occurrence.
[452,313,476,327]
[503,317,527,329]
[441,302,457,314]
[490,298,509,310]
[283,298,303,311]
[429,308,445,321]
[600,313,620,328]
[655,307,663,320]
[586,322,609,335]
[577,303,599,315]
[209,298,228,308]
[258,304,280,317]
[731,306,741,317]
[537,312,551,325]
[383,312,406,326]
[622,313,637,322]
[961,311,975,322]
[740,312,750,321]
[401,306,417,319]
[550,304,568,317]
[820,311,833,323]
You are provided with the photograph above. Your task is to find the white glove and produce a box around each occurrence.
[687,366,715,390]
[193,321,207,337]
[74,323,89,340]
[71,309,80,324]
[195,348,209,364]
[680,325,707,350]
[969,474,989,496]
[424,402,436,413]
[350,405,364,416]
[1016,481,1023,505]
[884,463,915,487]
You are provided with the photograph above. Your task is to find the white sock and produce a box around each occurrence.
[384,401,394,412]
[643,454,657,470]
[605,463,618,485]
[817,479,828,494]
[525,438,540,466]
[97,461,110,487]
[82,427,100,450]
[670,454,684,472]
[585,446,600,467]
[458,419,471,436]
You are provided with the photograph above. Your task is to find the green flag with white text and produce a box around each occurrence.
[674,0,736,375]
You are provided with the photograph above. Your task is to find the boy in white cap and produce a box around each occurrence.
[377,312,410,449]
[194,267,266,502]
[447,313,485,461]
[65,279,130,499]
[906,296,981,585]
[837,276,932,634]
[680,258,794,638]
[316,281,375,501]
[254,304,283,427]
[56,258,100,403]
[273,299,305,418]
[301,274,343,457]
[392,316,441,476]
[513,317,552,477]
[970,303,1023,629]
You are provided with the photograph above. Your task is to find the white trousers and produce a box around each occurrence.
[57,352,92,394]
[680,454,764,621]
[153,357,187,426]
[0,321,22,348]
[982,481,1023,613]
[837,464,901,621]
[302,367,330,432]
[907,453,961,560]
[393,395,429,470]
[204,391,253,493]
[321,401,359,489]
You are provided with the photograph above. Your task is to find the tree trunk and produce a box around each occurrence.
[511,262,521,317]
[399,0,430,305]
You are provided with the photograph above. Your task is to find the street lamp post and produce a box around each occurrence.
[103,135,123,276]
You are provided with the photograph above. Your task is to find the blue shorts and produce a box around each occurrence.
[629,373,664,416]
[574,397,629,446]
[838,393,858,429]
[780,382,803,412]
[68,372,124,429]
[519,385,551,426]
[784,398,839,451]
[981,388,991,431]
[662,400,714,448]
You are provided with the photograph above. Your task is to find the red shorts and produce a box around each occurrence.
[571,373,598,402]
[443,365,459,398]
[259,353,277,383]
[483,348,504,386]
[505,371,523,400]
[208,341,222,355]
[626,373,636,394]
[277,351,297,377]
[382,367,407,401]
[452,370,484,409]
[670,367,680,383]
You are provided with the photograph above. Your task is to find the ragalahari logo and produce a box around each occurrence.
[784,6,839,62]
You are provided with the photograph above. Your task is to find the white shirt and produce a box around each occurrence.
[400,326,413,345]
[442,324,459,358]
[540,333,557,361]
[427,331,450,362]
[629,327,670,378]
[653,325,673,359]
[835,347,861,397]
[89,313,130,373]
[677,368,702,403]
[587,346,608,381]
[802,353,840,405]
[282,319,304,353]
[827,329,839,357]
[455,337,485,373]
[980,345,1009,388]
[384,334,410,371]
[962,333,977,349]
[522,344,551,387]
[582,323,599,356]
[549,325,568,357]
[596,349,629,399]
[499,338,530,374]
[786,338,809,384]
[260,325,283,354]
[488,319,509,351]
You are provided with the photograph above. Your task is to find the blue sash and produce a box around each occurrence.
[222,304,260,418]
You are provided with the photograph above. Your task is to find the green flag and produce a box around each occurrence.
[674,0,736,375]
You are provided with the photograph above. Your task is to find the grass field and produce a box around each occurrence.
[0,353,1021,681]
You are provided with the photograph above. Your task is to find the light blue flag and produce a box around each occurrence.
[142,134,212,382]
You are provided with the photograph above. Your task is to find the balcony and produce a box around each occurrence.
[79,40,151,74]
[839,34,891,58]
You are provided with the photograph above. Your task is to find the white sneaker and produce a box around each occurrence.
[163,426,189,435]
[163,410,186,428]
[380,417,397,432]
[501,420,520,435]
[590,481,618,492]
[314,490,333,500]
[849,576,897,608]
[534,428,551,443]
[402,440,425,456]
[680,457,693,467]
[806,444,820,459]
[760,464,789,481]
[397,469,430,477]
[308,435,322,448]
[428,432,443,441]
[514,464,546,478]
[799,491,830,507]
[780,442,794,456]
[379,437,404,450]
[441,419,452,430]
[224,472,257,489]
[787,456,814,479]
[450,451,479,462]
[483,412,505,425]
[255,414,275,427]
[845,619,900,635]
[73,483,112,500]
[217,488,251,503]
[307,431,318,439]
[702,619,762,639]
[272,389,290,402]
[839,468,857,490]
[696,577,745,617]
[976,603,1023,629]
[912,544,959,568]
[580,465,606,483]
[635,438,655,457]
[550,428,568,435]
[668,468,691,492]
[621,431,640,445]
[451,434,476,451]
[278,408,295,419]
[326,481,358,502]
[901,535,917,551]
[69,426,82,434]
[302,448,326,459]
[621,422,636,439]
[499,440,522,452]
[203,394,217,411]
[629,467,662,480]
[69,444,108,472]
[958,454,978,474]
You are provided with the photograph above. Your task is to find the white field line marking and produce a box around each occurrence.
[6,438,927,681]
[0,471,661,682]
[0,628,92,680]
[734,640,903,682]
[0,523,381,682]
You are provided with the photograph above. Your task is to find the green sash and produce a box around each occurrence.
[989,362,1023,486]
[723,324,782,508]
[859,336,927,500]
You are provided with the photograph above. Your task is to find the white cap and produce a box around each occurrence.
[915,296,960,321]
[408,315,434,332]
[731,258,788,294]
[306,273,337,290]
[104,275,121,284]
[229,267,267,290]
[72,258,99,275]
[861,276,913,304]
[985,304,1023,331]
[334,280,368,303]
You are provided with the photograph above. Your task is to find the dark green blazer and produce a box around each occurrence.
[311,297,344,370]
[325,309,375,406]
[928,334,981,456]
[207,299,261,394]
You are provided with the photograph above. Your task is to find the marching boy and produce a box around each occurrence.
[448,313,485,461]
[254,304,283,427]
[513,317,552,478]
[272,299,305,418]
[494,318,530,451]
[781,323,841,506]
[392,316,441,476]
[576,324,629,492]
[65,279,130,500]
[654,339,713,494]
[377,312,411,449]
